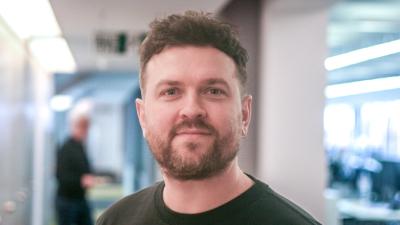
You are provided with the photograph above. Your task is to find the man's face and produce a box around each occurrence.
[136,46,252,180]
[72,117,90,141]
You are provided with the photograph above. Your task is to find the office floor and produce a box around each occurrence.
[89,183,123,220]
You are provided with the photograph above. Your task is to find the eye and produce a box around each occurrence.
[166,88,177,95]
[204,88,226,96]
[160,87,180,97]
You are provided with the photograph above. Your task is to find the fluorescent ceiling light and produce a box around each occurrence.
[0,0,77,74]
[325,39,400,71]
[50,95,73,112]
[325,76,400,99]
[0,0,61,39]
[29,37,76,73]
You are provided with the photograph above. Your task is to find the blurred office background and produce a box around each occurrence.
[0,0,400,224]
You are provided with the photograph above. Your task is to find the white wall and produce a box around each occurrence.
[258,0,330,222]
[220,0,260,175]
[0,16,53,225]
[89,101,124,176]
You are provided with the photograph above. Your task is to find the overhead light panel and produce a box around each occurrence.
[325,39,400,71]
[0,0,61,39]
[325,76,400,99]
[29,37,76,73]
[0,0,76,73]
[50,95,73,112]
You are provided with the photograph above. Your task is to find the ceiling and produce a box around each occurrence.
[50,0,400,84]
[328,0,400,84]
[50,0,229,73]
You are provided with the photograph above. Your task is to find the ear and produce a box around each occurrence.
[241,95,252,136]
[136,98,147,138]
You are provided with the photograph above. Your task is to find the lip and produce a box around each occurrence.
[175,129,211,135]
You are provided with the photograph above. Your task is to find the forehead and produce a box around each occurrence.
[73,116,90,126]
[143,46,238,87]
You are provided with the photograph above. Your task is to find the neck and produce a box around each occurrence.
[162,159,254,214]
[71,132,84,142]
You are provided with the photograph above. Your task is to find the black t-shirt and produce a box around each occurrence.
[56,137,91,199]
[96,176,321,225]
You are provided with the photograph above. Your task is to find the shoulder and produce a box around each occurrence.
[57,139,72,156]
[247,178,321,225]
[58,138,78,152]
[58,139,84,161]
[96,182,161,225]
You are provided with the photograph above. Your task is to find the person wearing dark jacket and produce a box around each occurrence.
[56,112,95,225]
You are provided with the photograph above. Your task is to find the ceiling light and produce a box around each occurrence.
[0,0,77,74]
[50,95,73,112]
[325,76,400,99]
[0,0,61,39]
[325,39,400,71]
[29,37,76,73]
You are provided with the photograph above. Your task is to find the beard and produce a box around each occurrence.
[146,117,241,180]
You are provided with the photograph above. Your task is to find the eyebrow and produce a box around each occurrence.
[155,80,182,89]
[202,78,230,90]
[154,78,230,90]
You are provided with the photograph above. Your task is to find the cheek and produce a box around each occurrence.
[210,106,241,133]
[145,105,175,133]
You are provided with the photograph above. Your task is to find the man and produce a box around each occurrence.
[97,11,321,225]
[56,109,95,225]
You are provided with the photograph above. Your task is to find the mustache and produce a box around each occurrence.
[170,118,217,137]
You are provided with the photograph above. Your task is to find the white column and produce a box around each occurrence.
[258,0,332,222]
[32,64,53,225]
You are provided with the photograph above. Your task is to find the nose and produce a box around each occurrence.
[179,93,207,120]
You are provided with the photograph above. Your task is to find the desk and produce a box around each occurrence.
[338,199,400,221]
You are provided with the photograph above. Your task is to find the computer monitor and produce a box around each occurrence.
[371,159,400,202]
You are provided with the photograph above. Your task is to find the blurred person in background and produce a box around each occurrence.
[56,103,95,225]
[97,11,321,225]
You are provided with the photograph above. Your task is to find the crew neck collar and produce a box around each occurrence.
[154,174,265,225]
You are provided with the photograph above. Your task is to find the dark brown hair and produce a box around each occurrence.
[139,10,248,95]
